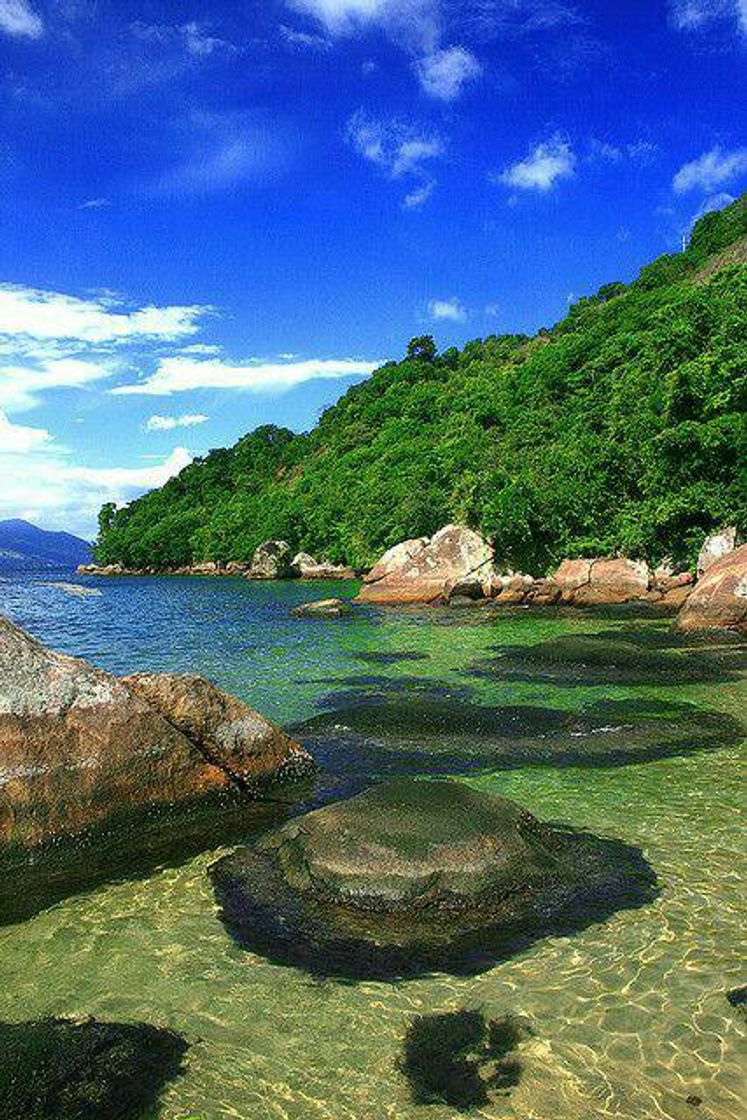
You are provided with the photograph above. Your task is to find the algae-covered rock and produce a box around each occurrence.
[0,1017,187,1119]
[211,779,657,978]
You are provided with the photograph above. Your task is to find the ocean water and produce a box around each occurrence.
[0,572,745,1120]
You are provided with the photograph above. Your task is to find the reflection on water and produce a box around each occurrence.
[0,573,744,1119]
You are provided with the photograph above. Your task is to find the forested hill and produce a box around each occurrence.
[96,196,747,574]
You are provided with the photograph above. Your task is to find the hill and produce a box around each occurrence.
[0,520,92,571]
[95,195,747,574]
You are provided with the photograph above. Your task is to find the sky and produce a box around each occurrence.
[0,0,745,539]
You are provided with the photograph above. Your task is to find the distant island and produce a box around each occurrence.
[95,195,746,576]
[0,519,92,572]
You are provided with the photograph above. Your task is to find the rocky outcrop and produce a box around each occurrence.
[211,778,657,978]
[0,615,315,852]
[290,598,353,618]
[246,540,295,580]
[123,673,315,790]
[291,552,356,580]
[675,544,747,632]
[358,526,495,606]
[0,1017,188,1120]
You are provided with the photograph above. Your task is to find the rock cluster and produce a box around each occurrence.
[211,778,657,978]
[79,543,356,581]
[0,615,315,854]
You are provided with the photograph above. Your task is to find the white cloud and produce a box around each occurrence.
[0,446,192,538]
[286,0,439,48]
[0,0,43,39]
[416,45,481,100]
[402,181,435,209]
[0,285,207,343]
[673,146,747,193]
[498,135,576,191]
[130,20,235,59]
[144,413,209,432]
[670,0,747,34]
[0,409,51,453]
[279,23,332,49]
[429,297,467,323]
[80,198,111,210]
[0,358,117,412]
[111,356,381,396]
[347,112,444,179]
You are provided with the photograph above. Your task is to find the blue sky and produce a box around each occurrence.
[0,0,745,538]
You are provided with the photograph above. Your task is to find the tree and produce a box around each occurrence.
[406,335,437,363]
[97,502,117,538]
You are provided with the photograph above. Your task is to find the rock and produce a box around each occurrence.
[358,525,495,606]
[0,615,315,853]
[291,598,353,618]
[123,673,315,790]
[189,561,221,575]
[726,985,746,1014]
[528,577,562,606]
[225,561,251,575]
[676,544,747,632]
[247,540,295,580]
[211,778,657,978]
[291,552,356,579]
[697,527,740,578]
[493,573,535,605]
[0,1017,187,1120]
[363,537,429,584]
[551,557,651,605]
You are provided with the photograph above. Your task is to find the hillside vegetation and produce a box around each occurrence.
[96,196,747,574]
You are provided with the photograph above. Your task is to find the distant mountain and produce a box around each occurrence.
[0,520,92,571]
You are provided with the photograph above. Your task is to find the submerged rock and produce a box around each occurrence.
[0,615,314,854]
[211,779,657,978]
[290,598,353,618]
[0,1017,187,1120]
[401,1010,531,1111]
[358,525,495,606]
[676,544,747,632]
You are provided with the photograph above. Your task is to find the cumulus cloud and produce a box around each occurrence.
[0,0,43,39]
[112,356,381,396]
[498,135,576,191]
[0,409,52,453]
[0,284,207,344]
[402,181,435,209]
[144,413,209,431]
[0,445,192,538]
[428,297,467,322]
[670,0,747,34]
[416,45,481,100]
[286,1,481,98]
[0,358,118,413]
[347,112,444,179]
[673,146,747,193]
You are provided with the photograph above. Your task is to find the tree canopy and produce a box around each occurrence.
[96,195,747,574]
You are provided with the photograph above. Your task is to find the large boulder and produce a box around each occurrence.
[247,540,294,580]
[211,778,657,978]
[551,557,651,605]
[0,615,314,852]
[291,552,356,580]
[676,544,747,632]
[697,527,740,577]
[358,526,495,606]
[363,538,429,584]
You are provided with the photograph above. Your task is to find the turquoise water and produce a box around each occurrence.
[0,573,745,1119]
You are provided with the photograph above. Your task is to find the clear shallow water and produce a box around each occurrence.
[0,573,745,1119]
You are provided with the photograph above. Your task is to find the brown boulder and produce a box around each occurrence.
[291,553,356,580]
[0,616,314,852]
[675,544,747,632]
[551,557,651,605]
[363,538,429,584]
[357,526,494,606]
[247,540,295,580]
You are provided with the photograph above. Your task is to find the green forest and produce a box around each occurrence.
[96,195,747,574]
